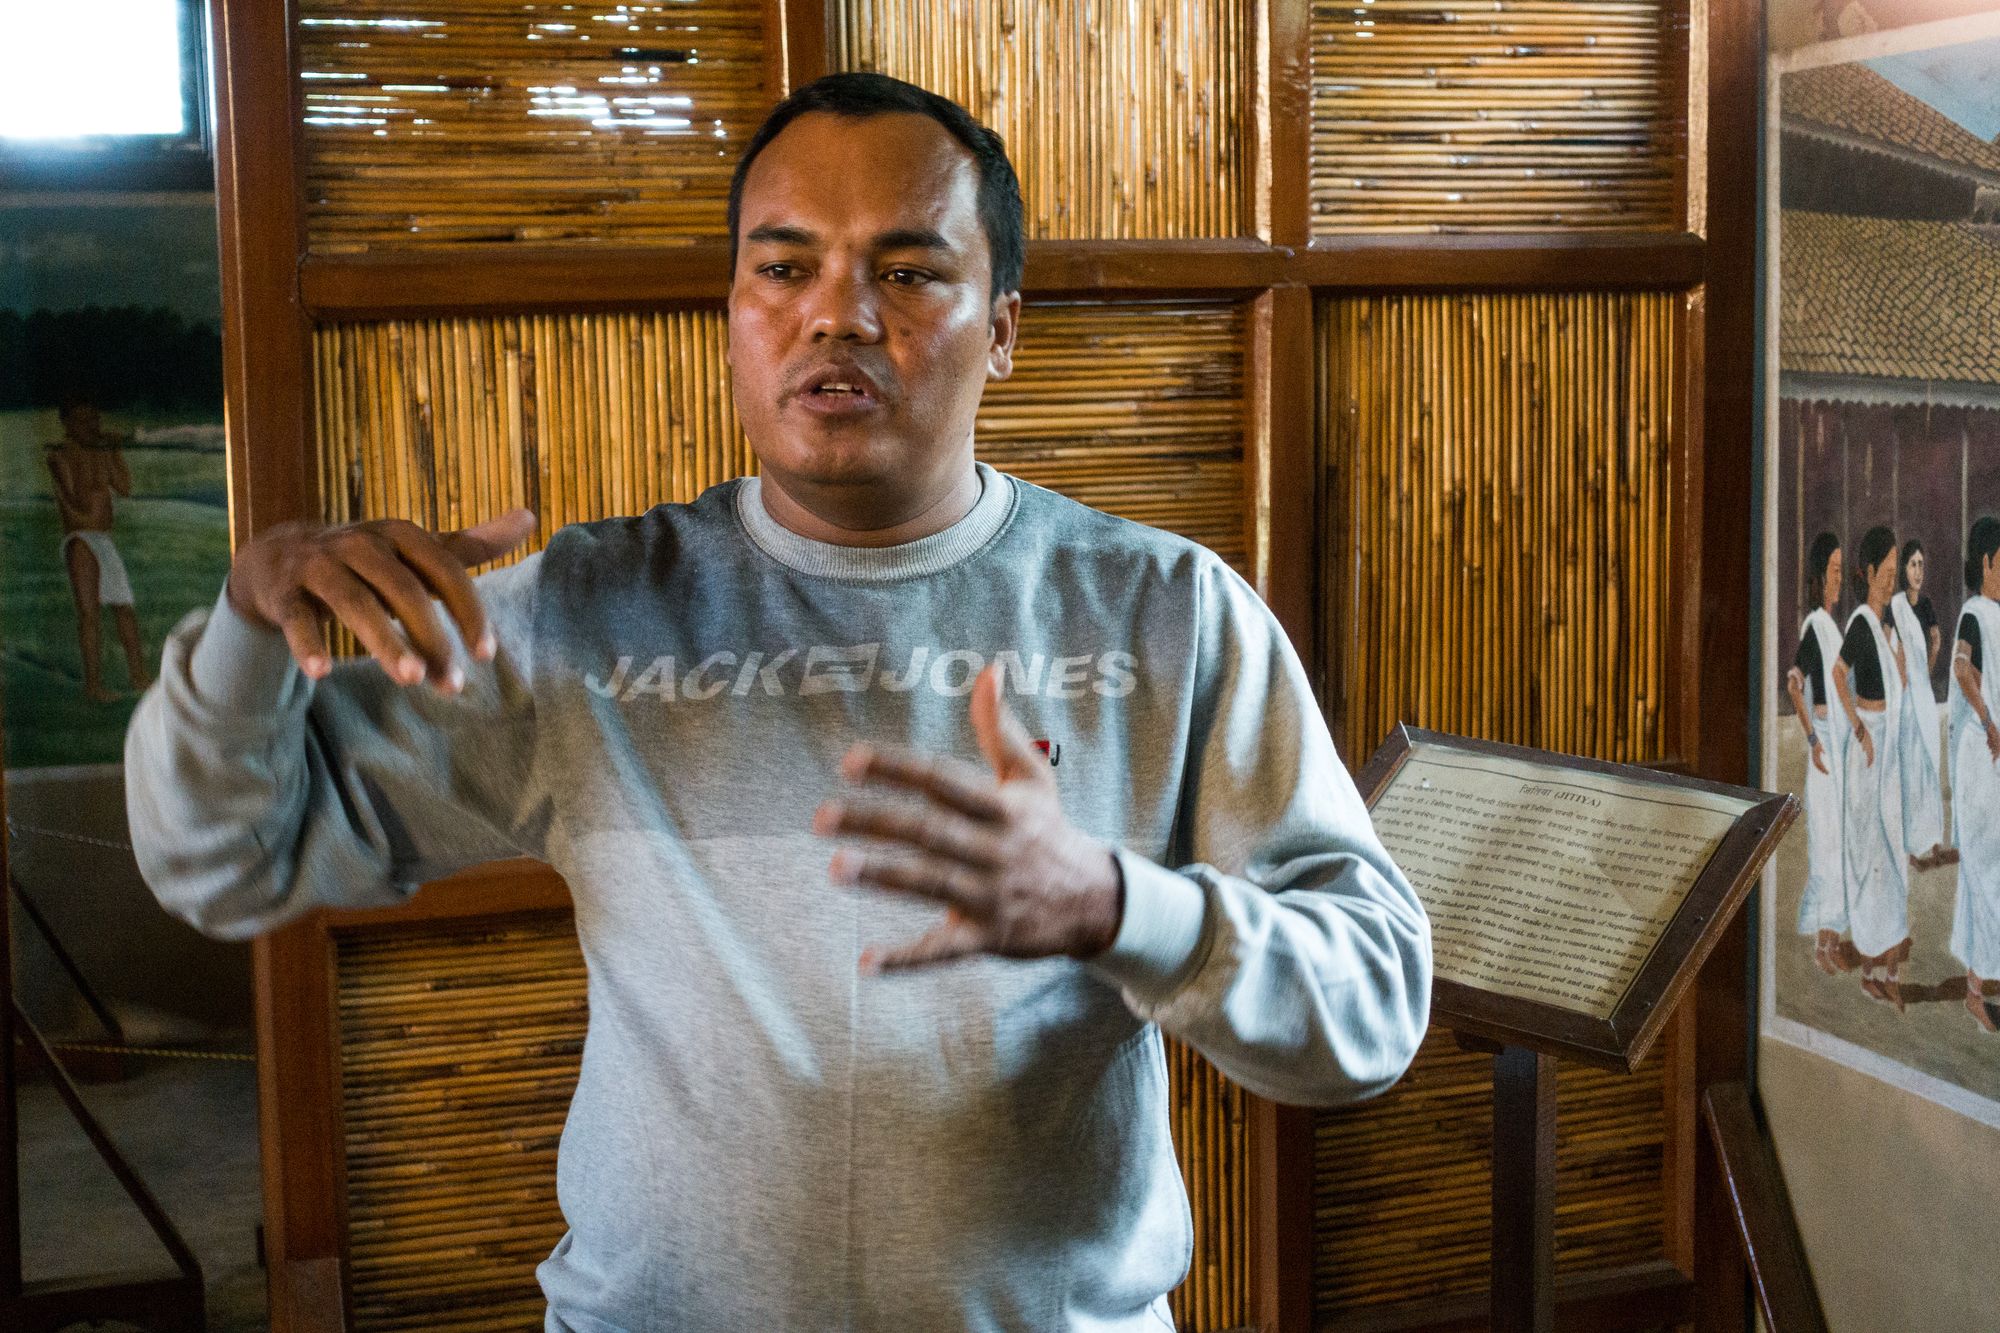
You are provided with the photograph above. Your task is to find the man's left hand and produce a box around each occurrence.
[813,663,1124,973]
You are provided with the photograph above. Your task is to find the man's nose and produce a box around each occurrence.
[806,268,883,343]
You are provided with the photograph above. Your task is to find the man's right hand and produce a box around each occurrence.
[225,510,537,692]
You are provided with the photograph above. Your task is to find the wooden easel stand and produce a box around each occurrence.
[1490,1043,1558,1333]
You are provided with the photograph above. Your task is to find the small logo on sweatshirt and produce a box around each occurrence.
[1032,739,1061,767]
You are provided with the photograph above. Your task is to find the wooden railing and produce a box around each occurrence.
[1700,1083,1829,1333]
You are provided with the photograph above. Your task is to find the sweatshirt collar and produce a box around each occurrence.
[735,461,1014,581]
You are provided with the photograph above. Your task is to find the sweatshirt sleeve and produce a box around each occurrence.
[1089,559,1432,1107]
[124,555,551,940]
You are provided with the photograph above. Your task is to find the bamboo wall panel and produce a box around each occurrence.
[830,0,1247,238]
[1319,291,1678,764]
[313,310,753,542]
[296,0,769,251]
[315,297,1251,1328]
[1308,0,1681,233]
[1167,1040,1252,1332]
[337,917,586,1332]
[1312,1027,1667,1315]
[315,302,1247,572]
[979,301,1248,574]
[336,933,1246,1331]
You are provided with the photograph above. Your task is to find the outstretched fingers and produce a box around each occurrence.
[839,743,1008,823]
[828,844,992,915]
[814,797,1003,869]
[863,911,989,974]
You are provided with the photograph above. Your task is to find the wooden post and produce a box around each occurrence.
[1491,1045,1558,1333]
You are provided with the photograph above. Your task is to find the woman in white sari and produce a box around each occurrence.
[1833,526,1909,1006]
[1892,540,1948,868]
[1787,533,1847,974]
[1949,516,2000,1032]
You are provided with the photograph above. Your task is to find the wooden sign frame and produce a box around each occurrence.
[1356,725,1798,1074]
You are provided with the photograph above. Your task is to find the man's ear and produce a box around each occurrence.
[987,292,1022,382]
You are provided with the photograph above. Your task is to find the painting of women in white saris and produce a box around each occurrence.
[1764,23,2000,1120]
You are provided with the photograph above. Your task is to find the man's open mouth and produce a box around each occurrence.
[796,365,884,413]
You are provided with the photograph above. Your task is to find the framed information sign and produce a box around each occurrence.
[1357,726,1799,1073]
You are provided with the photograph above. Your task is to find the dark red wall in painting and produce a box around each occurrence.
[1776,395,2000,713]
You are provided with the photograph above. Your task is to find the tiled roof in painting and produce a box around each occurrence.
[1783,62,2000,179]
[1780,210,2000,385]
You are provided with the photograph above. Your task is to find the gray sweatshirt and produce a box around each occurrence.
[126,462,1431,1332]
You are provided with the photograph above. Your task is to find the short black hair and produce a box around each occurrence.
[1808,531,1840,606]
[1968,516,2000,592]
[1854,525,1897,598]
[726,72,1025,300]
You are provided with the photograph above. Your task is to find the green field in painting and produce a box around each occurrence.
[0,408,230,769]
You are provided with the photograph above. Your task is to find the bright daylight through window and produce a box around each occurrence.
[0,0,187,139]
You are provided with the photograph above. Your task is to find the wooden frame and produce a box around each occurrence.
[201,0,1769,1329]
[1353,726,1797,1073]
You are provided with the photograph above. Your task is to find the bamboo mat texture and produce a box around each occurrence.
[831,0,1248,238]
[1318,290,1679,764]
[313,301,1248,574]
[338,918,586,1331]
[316,298,1251,1329]
[297,0,771,250]
[335,918,1249,1331]
[1309,0,1682,233]
[1311,1026,1667,1314]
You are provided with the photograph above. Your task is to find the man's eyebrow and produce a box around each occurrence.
[744,224,816,246]
[874,227,952,252]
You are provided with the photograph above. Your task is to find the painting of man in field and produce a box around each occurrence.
[46,400,151,703]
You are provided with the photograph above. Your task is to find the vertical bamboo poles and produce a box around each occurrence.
[1318,291,1676,765]
[830,0,1248,238]
[1164,1039,1252,1332]
[1307,0,1679,233]
[312,309,753,563]
[314,299,1249,597]
[296,0,771,251]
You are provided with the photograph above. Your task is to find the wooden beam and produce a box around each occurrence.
[318,859,573,930]
[300,235,1712,323]
[211,0,315,541]
[1321,1259,1695,1333]
[1298,234,1707,293]
[301,242,736,320]
[1251,1097,1316,1333]
[300,239,1295,320]
[1691,0,1765,1324]
[777,0,830,92]
[1252,287,1319,668]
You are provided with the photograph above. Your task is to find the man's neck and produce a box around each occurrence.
[755,462,982,548]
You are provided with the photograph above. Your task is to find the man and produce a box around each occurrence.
[48,399,150,701]
[127,73,1430,1331]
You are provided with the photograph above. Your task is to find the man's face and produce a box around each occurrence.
[1867,549,1896,602]
[61,404,100,440]
[727,111,1019,516]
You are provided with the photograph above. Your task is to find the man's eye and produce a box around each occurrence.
[884,267,932,286]
[759,262,799,280]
